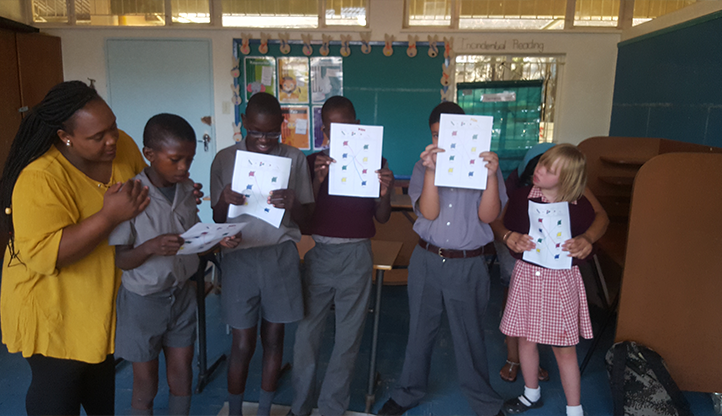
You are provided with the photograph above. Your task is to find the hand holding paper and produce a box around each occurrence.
[328,123,384,198]
[177,223,245,255]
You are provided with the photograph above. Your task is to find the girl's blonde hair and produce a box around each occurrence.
[537,143,587,202]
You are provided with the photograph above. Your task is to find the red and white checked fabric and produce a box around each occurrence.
[500,260,593,346]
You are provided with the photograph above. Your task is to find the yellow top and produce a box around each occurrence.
[1,131,146,363]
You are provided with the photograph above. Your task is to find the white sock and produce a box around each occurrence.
[519,386,541,406]
[566,404,583,416]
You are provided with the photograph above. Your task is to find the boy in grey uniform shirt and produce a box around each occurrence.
[110,114,241,415]
[378,102,506,416]
[210,93,314,416]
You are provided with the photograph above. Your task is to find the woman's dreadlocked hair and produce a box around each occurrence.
[0,81,100,261]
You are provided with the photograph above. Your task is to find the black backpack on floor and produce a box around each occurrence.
[605,341,694,416]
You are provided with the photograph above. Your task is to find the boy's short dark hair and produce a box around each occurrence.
[321,96,356,123]
[143,113,196,149]
[246,92,282,120]
[428,101,465,126]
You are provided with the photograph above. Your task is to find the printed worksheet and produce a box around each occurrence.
[229,150,292,228]
[434,114,493,190]
[177,223,244,255]
[522,201,573,270]
[328,123,383,198]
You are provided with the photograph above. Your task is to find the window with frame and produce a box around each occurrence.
[404,0,699,30]
[31,0,368,27]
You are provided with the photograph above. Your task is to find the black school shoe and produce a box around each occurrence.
[377,398,413,415]
[503,395,544,414]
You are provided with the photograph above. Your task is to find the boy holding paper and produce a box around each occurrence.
[110,113,241,415]
[289,96,393,416]
[210,92,314,416]
[378,102,505,416]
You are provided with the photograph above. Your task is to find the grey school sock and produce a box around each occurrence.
[168,394,191,416]
[256,389,275,416]
[129,406,153,415]
[228,393,244,416]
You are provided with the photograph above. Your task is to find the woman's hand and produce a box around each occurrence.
[268,189,295,209]
[506,231,536,253]
[143,234,184,256]
[101,179,150,224]
[563,235,593,259]
[420,143,445,171]
[219,231,243,249]
[314,154,335,183]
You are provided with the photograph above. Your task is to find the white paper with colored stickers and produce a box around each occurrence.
[228,150,292,228]
[522,201,573,270]
[177,223,245,255]
[327,123,383,198]
[434,113,493,190]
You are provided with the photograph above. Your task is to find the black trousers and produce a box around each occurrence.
[25,354,115,416]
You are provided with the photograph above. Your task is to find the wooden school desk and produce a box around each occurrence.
[296,236,403,413]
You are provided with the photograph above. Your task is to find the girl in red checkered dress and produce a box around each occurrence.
[496,144,601,416]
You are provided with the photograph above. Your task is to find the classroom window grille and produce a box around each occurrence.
[72,0,166,25]
[632,0,696,26]
[170,0,211,24]
[222,0,319,28]
[458,0,566,30]
[32,0,68,23]
[456,55,559,177]
[325,0,368,26]
[407,0,453,26]
[573,0,620,27]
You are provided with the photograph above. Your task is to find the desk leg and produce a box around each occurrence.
[365,269,384,414]
[195,260,227,394]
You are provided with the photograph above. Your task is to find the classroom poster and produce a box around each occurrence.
[277,57,309,104]
[522,201,573,270]
[310,57,343,104]
[244,56,276,100]
[312,106,327,150]
[328,123,383,198]
[229,150,292,228]
[434,113,493,190]
[281,106,311,150]
[177,223,244,254]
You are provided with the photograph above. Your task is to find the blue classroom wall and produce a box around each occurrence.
[609,11,722,147]
[233,41,445,176]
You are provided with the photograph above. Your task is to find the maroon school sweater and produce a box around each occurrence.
[307,151,385,239]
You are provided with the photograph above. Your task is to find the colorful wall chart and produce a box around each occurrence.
[434,113,493,190]
[522,200,573,270]
[278,57,309,104]
[310,57,343,104]
[229,150,292,228]
[328,123,383,198]
[281,106,311,150]
[244,56,276,100]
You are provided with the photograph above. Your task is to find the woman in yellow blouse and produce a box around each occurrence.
[0,81,151,415]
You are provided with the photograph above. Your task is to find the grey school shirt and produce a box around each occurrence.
[210,140,314,251]
[409,159,508,251]
[108,168,200,296]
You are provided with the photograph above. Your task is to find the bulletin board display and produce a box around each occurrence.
[232,40,445,176]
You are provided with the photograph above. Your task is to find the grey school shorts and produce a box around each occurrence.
[115,282,197,363]
[221,240,304,329]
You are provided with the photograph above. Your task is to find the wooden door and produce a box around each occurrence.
[0,29,22,170]
[16,32,64,113]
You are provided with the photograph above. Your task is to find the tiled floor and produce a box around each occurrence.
[0,261,717,415]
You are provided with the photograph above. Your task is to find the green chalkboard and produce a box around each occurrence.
[233,40,445,177]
